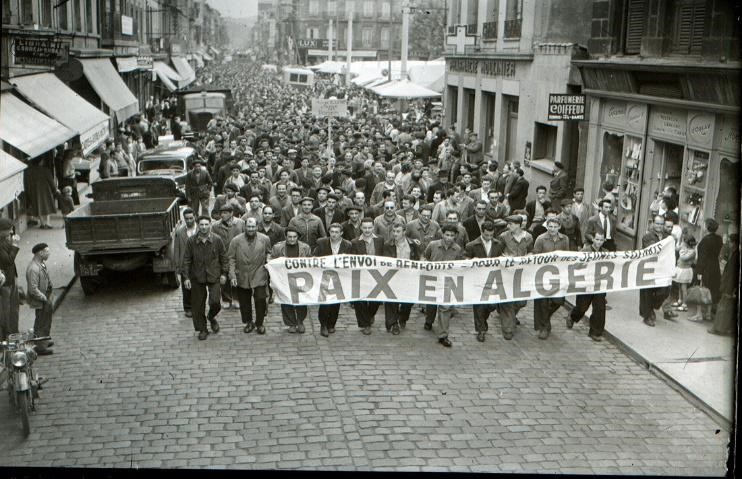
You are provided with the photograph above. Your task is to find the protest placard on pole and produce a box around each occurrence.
[312,98,348,156]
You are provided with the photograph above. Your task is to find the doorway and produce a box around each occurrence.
[640,140,684,233]
[505,97,519,164]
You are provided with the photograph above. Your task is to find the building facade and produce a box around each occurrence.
[574,0,740,249]
[443,0,592,200]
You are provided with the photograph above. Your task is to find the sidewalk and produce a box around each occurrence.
[565,290,735,429]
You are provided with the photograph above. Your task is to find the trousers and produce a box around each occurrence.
[354,301,380,328]
[0,285,20,341]
[384,302,412,330]
[497,300,526,335]
[281,304,307,326]
[424,305,437,326]
[435,305,456,339]
[533,297,564,331]
[33,303,53,351]
[472,304,497,333]
[190,281,221,332]
[235,286,267,326]
[318,304,341,329]
[639,286,670,320]
[180,274,191,312]
[570,293,606,336]
[189,197,210,217]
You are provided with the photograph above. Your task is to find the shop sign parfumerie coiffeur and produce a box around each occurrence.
[548,94,585,121]
[12,34,69,67]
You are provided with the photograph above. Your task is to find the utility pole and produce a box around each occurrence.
[401,0,410,79]
[387,14,392,82]
[346,6,353,86]
[328,18,333,63]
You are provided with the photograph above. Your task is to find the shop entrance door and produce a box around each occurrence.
[640,140,684,234]
[505,97,519,164]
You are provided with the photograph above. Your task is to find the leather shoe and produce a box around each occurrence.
[438,337,452,347]
[288,326,297,333]
[537,329,549,340]
[257,325,266,335]
[46,341,54,347]
[209,319,220,333]
[664,310,678,320]
[643,317,656,327]
[37,349,54,355]
[476,332,485,342]
[423,323,433,331]
[391,324,400,335]
[184,311,192,318]
[589,333,603,342]
[320,326,329,337]
[328,327,336,334]
[566,316,575,329]
[399,321,406,329]
[503,332,513,340]
[362,326,372,335]
[243,322,255,333]
[297,323,305,334]
[197,331,208,340]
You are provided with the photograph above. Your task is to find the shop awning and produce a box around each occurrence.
[12,73,109,156]
[116,56,138,73]
[202,51,213,61]
[80,58,139,124]
[0,93,76,159]
[0,150,28,208]
[171,56,195,88]
[153,61,181,91]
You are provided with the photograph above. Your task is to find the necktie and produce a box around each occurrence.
[602,216,607,236]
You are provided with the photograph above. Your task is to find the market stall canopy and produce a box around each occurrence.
[171,56,196,87]
[0,93,76,159]
[153,61,181,91]
[188,53,204,69]
[371,79,442,98]
[12,73,109,156]
[407,61,445,93]
[115,56,138,73]
[80,58,139,124]
[0,150,28,209]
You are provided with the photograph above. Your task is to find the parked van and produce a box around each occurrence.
[282,67,315,89]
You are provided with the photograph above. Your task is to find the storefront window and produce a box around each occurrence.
[678,149,708,237]
[599,132,644,235]
[715,156,740,238]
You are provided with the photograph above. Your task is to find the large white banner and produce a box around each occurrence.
[265,237,676,306]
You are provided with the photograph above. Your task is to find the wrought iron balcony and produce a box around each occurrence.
[482,21,497,39]
[504,19,521,39]
[467,23,477,35]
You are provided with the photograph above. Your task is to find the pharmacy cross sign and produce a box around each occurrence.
[446,25,477,55]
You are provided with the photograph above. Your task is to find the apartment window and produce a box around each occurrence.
[21,0,33,25]
[74,0,82,32]
[533,122,558,161]
[41,0,52,27]
[306,27,320,39]
[58,0,68,29]
[2,0,13,24]
[504,0,522,38]
[309,0,319,15]
[624,0,646,54]
[381,1,390,18]
[328,0,336,15]
[362,27,373,47]
[86,0,93,33]
[345,0,354,15]
[363,0,373,17]
[380,27,390,49]
[672,0,706,55]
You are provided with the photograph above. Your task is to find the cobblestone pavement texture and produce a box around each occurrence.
[0,273,730,474]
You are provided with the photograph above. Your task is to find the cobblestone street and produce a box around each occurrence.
[0,273,730,474]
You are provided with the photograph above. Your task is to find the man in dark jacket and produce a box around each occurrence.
[313,223,353,337]
[506,167,529,211]
[638,215,670,327]
[351,217,385,334]
[185,159,213,217]
[464,221,505,342]
[382,223,420,335]
[182,216,228,340]
[0,218,20,341]
[525,185,552,232]
[568,232,609,341]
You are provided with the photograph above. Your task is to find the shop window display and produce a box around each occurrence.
[598,132,644,235]
[715,156,740,239]
[679,149,709,238]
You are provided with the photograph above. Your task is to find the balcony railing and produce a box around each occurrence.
[467,23,477,34]
[482,21,497,39]
[504,18,521,39]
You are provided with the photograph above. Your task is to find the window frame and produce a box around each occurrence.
[362,27,373,48]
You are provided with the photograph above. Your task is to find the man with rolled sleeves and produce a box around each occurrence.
[464,221,505,342]
[228,217,272,335]
[532,216,570,339]
[424,224,464,347]
[271,227,312,333]
[0,218,21,341]
[568,232,609,341]
[314,223,353,337]
[351,217,385,334]
[288,196,327,251]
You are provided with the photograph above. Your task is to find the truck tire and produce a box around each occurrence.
[79,276,99,296]
[17,390,30,436]
[164,272,180,289]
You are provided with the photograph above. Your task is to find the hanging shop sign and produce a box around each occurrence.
[11,34,69,67]
[121,15,133,36]
[137,55,153,69]
[547,94,586,120]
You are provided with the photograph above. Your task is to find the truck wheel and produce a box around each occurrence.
[17,390,30,436]
[80,275,104,296]
[164,272,180,289]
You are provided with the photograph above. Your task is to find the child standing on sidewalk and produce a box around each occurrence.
[672,228,696,313]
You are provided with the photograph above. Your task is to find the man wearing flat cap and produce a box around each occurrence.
[313,193,346,232]
[0,218,21,341]
[26,243,54,354]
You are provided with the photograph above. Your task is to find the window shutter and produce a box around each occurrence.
[674,2,705,54]
[625,0,646,54]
